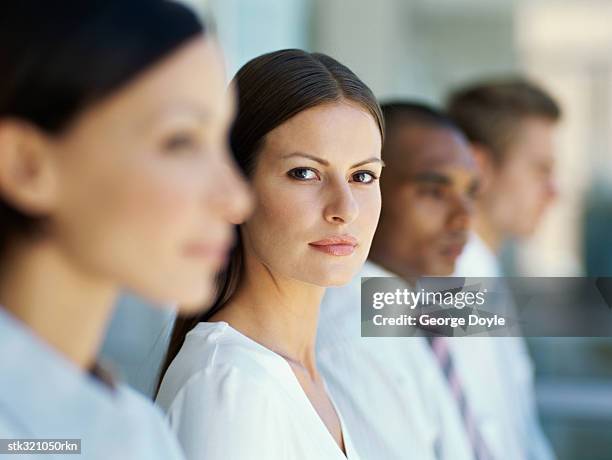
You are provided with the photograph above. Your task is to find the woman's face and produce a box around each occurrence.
[37,38,252,310]
[242,102,383,287]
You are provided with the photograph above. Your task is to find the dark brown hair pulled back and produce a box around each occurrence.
[158,49,383,392]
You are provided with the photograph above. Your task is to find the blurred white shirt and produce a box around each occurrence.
[453,231,556,460]
[454,231,502,278]
[316,261,475,460]
[157,321,362,460]
[0,307,185,460]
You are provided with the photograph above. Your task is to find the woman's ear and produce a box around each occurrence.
[0,120,59,217]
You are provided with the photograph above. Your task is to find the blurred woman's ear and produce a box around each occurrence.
[0,121,59,218]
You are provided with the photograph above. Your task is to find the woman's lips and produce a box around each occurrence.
[309,244,356,256]
[184,241,231,264]
[309,235,358,256]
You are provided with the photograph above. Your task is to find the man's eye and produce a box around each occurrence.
[468,183,480,198]
[162,133,197,153]
[288,168,318,181]
[421,186,445,199]
[352,171,378,184]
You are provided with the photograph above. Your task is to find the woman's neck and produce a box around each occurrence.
[211,253,325,379]
[0,239,117,371]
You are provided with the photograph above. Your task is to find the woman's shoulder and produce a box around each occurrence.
[156,321,284,411]
[168,321,281,379]
[155,323,292,457]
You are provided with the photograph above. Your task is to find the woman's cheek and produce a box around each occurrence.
[360,193,383,245]
[358,186,379,213]
[261,182,316,223]
[126,171,200,239]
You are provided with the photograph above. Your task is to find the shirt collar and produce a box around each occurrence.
[456,231,503,277]
[0,307,122,435]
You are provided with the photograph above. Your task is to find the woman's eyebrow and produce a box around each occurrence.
[281,152,329,166]
[139,104,212,132]
[281,152,385,168]
[350,157,385,169]
[158,101,213,121]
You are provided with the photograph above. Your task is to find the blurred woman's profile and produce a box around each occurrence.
[0,1,251,457]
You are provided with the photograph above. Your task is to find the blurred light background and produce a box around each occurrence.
[101,1,612,459]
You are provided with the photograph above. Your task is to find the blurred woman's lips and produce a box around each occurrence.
[183,241,231,264]
[308,235,358,256]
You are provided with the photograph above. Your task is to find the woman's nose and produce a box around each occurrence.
[323,180,359,226]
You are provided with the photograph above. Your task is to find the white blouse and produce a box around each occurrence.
[156,321,361,460]
[0,307,185,460]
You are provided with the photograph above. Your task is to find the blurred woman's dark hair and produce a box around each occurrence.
[158,49,384,392]
[0,0,205,257]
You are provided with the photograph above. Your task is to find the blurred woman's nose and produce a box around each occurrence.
[323,178,359,226]
[214,157,254,225]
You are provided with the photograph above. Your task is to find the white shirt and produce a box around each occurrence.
[453,232,556,460]
[316,261,475,460]
[454,231,503,278]
[157,321,361,460]
[0,307,185,460]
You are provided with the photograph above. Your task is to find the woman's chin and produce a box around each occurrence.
[142,281,214,316]
[308,270,357,288]
[177,288,215,314]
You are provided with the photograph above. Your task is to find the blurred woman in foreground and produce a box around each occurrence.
[0,1,251,458]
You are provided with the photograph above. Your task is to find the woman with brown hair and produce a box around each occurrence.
[157,49,384,460]
[0,1,251,457]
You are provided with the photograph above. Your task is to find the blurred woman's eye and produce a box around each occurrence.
[161,132,198,153]
[351,170,378,184]
[537,163,553,177]
[288,167,319,181]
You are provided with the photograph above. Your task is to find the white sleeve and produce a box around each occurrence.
[164,365,286,460]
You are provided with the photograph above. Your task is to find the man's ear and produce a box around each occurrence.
[0,120,59,217]
[470,143,495,193]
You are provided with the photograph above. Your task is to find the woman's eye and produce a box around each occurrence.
[162,133,198,153]
[352,171,378,184]
[288,168,319,181]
